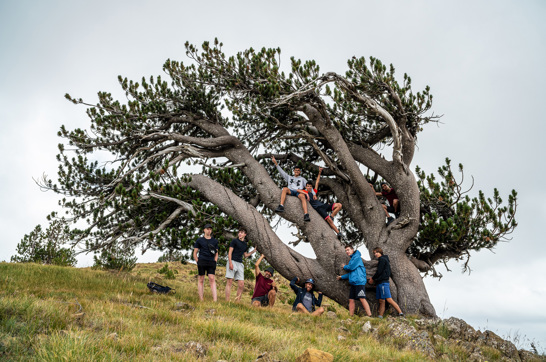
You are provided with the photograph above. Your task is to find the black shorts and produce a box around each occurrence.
[251,295,269,306]
[314,203,334,219]
[386,205,396,213]
[197,260,217,276]
[349,285,367,300]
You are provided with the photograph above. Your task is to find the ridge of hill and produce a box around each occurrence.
[0,262,542,361]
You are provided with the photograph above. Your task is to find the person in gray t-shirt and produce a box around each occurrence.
[271,156,311,222]
[290,277,324,316]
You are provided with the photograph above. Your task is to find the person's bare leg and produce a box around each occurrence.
[393,199,399,213]
[252,300,261,307]
[378,299,386,316]
[298,193,308,214]
[348,299,355,316]
[331,203,342,217]
[386,297,403,314]
[268,289,277,307]
[382,204,390,218]
[225,278,233,301]
[326,217,339,234]
[311,307,325,316]
[197,275,205,301]
[235,280,244,302]
[280,187,290,205]
[360,298,372,316]
[208,274,217,302]
[296,303,310,314]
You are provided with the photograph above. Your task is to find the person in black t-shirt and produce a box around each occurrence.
[225,226,256,302]
[193,224,219,302]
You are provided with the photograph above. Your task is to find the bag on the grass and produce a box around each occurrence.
[147,281,175,294]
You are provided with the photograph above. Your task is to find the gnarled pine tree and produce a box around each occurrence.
[39,40,517,316]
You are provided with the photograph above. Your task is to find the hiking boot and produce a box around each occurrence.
[398,313,405,317]
[275,205,285,213]
[337,232,343,240]
[386,217,395,226]
[304,213,310,222]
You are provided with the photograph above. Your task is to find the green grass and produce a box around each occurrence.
[0,262,440,361]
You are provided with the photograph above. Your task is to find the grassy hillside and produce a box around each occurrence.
[1,262,538,361]
[0,262,428,361]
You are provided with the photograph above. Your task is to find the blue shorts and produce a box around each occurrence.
[349,285,366,300]
[376,283,392,299]
[289,189,300,197]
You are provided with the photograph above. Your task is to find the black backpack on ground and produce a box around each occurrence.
[147,282,175,294]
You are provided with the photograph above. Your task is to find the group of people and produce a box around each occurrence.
[193,224,404,318]
[272,157,400,234]
[190,158,403,316]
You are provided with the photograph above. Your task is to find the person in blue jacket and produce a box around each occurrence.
[336,244,372,317]
[290,277,325,316]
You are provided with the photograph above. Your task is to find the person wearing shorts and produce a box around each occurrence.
[304,167,343,239]
[251,254,277,307]
[225,226,256,302]
[193,224,219,302]
[271,156,311,222]
[368,247,404,318]
[336,244,372,316]
[290,277,324,316]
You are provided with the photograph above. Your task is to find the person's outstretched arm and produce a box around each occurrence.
[290,277,300,293]
[255,254,265,277]
[272,156,289,182]
[315,167,323,191]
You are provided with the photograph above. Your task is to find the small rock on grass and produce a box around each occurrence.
[184,341,207,358]
[175,302,195,311]
[295,348,334,362]
[361,321,372,333]
[255,352,281,361]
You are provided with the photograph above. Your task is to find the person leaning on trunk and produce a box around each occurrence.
[367,247,404,318]
[336,244,372,317]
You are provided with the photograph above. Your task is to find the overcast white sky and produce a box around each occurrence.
[1,0,545,351]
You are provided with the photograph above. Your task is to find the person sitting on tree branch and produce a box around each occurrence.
[251,254,277,307]
[271,156,311,222]
[304,167,343,239]
[290,277,325,316]
[371,182,399,224]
